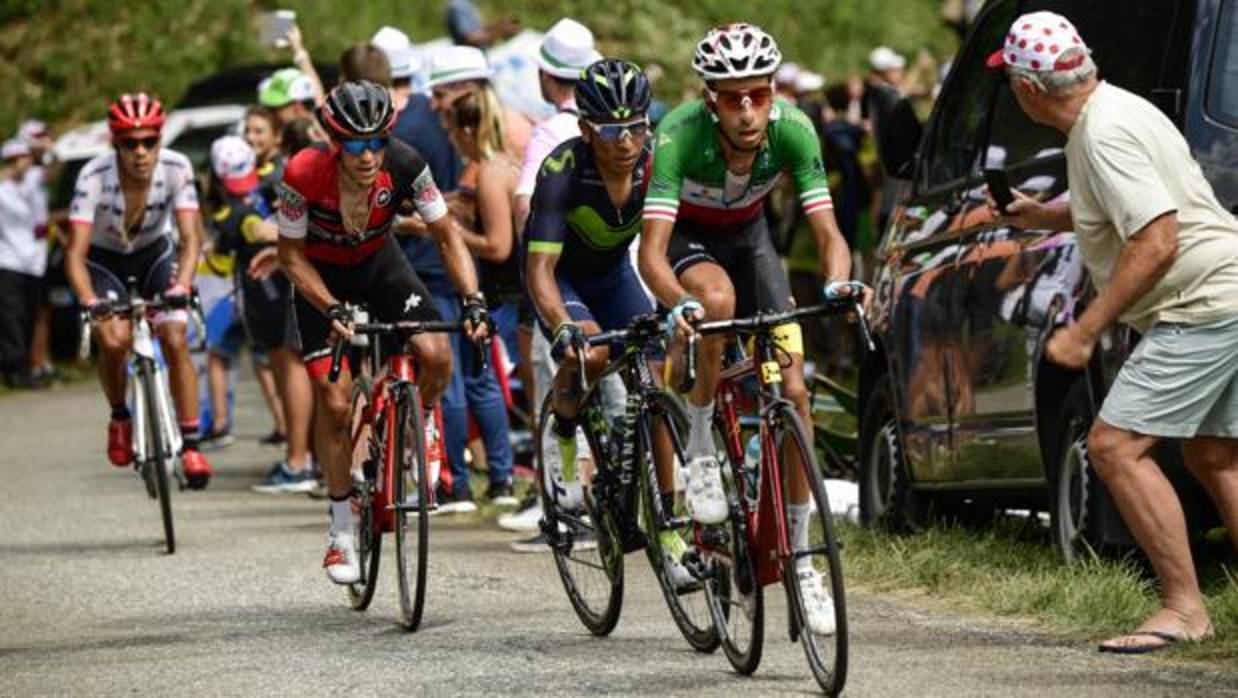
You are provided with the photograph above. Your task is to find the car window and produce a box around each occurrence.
[1209,0,1238,128]
[925,0,1020,185]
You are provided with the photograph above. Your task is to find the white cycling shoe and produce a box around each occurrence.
[685,454,729,525]
[659,531,698,591]
[323,533,361,585]
[797,568,837,636]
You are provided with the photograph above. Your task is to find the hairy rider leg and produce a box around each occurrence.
[311,370,354,499]
[94,317,133,408]
[156,321,198,426]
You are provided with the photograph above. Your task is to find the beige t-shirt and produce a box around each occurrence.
[1065,81,1238,331]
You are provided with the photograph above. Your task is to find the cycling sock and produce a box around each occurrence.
[788,502,813,573]
[110,403,131,421]
[329,497,353,536]
[685,401,714,457]
[552,413,578,482]
[180,420,201,452]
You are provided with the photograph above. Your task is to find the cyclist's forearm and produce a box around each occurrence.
[638,220,686,307]
[277,238,336,313]
[65,224,96,303]
[527,255,571,330]
[431,217,480,296]
[807,210,852,282]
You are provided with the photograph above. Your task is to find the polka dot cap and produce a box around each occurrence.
[985,11,1089,72]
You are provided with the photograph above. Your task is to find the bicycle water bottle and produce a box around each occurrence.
[743,434,761,503]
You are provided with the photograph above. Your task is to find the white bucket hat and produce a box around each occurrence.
[537,18,602,80]
[372,25,421,80]
[426,45,494,89]
[869,46,906,72]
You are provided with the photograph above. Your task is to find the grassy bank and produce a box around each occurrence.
[838,517,1238,665]
[3,0,958,133]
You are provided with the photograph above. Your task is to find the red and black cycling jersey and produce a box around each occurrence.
[276,139,448,264]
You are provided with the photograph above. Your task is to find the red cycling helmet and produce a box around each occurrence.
[107,93,166,134]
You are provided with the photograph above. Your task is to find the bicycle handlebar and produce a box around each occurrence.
[78,292,205,360]
[327,318,487,383]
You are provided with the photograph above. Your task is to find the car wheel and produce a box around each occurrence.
[1048,380,1096,563]
[860,375,926,532]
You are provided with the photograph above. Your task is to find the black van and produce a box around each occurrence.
[859,0,1236,559]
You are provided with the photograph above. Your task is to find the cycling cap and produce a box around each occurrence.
[692,23,782,81]
[319,80,396,138]
[372,25,420,80]
[210,135,258,195]
[538,18,602,80]
[426,45,493,89]
[985,11,1089,72]
[258,68,316,108]
[575,59,651,122]
[107,93,165,134]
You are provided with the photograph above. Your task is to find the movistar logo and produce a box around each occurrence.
[542,149,575,174]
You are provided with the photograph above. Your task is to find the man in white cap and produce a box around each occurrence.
[0,139,44,388]
[500,17,602,537]
[374,26,462,195]
[989,10,1238,654]
[426,45,532,152]
[868,45,906,88]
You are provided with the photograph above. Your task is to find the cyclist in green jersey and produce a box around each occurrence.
[637,23,864,635]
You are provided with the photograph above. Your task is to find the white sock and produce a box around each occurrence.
[329,498,353,536]
[788,502,813,573]
[685,401,714,458]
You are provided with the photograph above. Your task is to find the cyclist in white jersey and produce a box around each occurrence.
[64,93,213,488]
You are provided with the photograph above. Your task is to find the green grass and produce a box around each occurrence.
[4,0,958,134]
[838,517,1238,666]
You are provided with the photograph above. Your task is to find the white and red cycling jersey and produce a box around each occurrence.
[69,149,199,254]
[277,140,448,265]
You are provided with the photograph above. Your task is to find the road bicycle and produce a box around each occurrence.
[688,295,871,695]
[328,312,479,631]
[79,278,204,555]
[537,314,719,651]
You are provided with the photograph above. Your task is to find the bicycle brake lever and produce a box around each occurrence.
[855,301,876,352]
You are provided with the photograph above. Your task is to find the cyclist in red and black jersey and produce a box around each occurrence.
[276,80,491,585]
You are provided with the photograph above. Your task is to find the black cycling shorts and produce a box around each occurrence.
[666,213,796,318]
[238,271,299,352]
[294,236,440,371]
[86,237,184,324]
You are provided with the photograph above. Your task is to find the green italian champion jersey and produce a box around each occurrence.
[643,97,833,228]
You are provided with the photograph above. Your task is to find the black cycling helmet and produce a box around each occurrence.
[575,59,652,123]
[318,79,395,138]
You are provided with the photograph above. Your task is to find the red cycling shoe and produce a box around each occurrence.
[107,418,134,467]
[182,449,213,490]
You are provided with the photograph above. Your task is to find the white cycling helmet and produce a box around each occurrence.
[692,23,782,81]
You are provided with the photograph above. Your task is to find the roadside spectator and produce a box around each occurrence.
[866,46,907,246]
[259,68,318,130]
[0,139,45,388]
[371,25,463,194]
[990,10,1238,654]
[339,42,391,84]
[243,106,285,209]
[774,62,801,100]
[279,117,326,157]
[427,46,532,152]
[445,0,520,48]
[16,120,59,385]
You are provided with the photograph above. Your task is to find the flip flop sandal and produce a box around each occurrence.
[1098,630,1182,655]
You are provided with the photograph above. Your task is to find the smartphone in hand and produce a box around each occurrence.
[984,168,1015,215]
[259,10,297,49]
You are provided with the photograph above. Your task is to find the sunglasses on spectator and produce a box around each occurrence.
[116,136,160,152]
[585,118,649,143]
[707,86,774,111]
[338,137,388,155]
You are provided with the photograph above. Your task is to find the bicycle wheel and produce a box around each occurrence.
[704,419,764,674]
[537,391,623,636]
[348,376,382,610]
[393,383,430,631]
[773,405,848,696]
[139,360,175,555]
[639,391,720,653]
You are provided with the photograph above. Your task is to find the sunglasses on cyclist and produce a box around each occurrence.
[707,86,774,112]
[584,118,649,143]
[116,136,160,152]
[338,137,388,155]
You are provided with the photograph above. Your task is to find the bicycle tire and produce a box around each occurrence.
[772,405,848,696]
[393,383,430,631]
[639,391,720,653]
[536,391,623,636]
[140,359,175,555]
[348,376,382,610]
[705,419,764,675]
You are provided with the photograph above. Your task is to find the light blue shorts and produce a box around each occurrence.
[1100,315,1238,438]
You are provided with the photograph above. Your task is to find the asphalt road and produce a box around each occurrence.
[1,379,1235,696]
